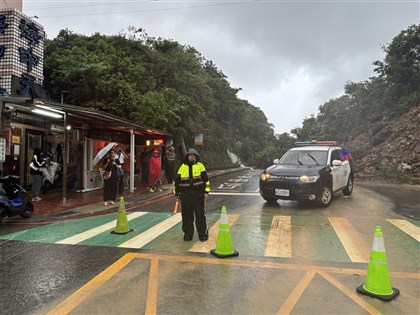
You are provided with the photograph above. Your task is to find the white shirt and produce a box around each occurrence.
[117,152,125,165]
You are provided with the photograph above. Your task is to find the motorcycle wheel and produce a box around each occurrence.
[20,202,34,219]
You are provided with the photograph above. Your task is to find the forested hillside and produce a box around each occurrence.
[288,24,419,184]
[43,28,278,169]
[43,24,419,183]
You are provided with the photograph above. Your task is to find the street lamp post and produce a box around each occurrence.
[61,91,69,104]
[61,90,69,207]
[62,112,67,207]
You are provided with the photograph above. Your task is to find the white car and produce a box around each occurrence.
[259,141,354,207]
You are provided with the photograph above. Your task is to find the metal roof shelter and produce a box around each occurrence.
[0,96,172,207]
[2,97,169,136]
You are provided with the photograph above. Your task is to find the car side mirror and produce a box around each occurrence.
[332,160,343,167]
[273,159,279,164]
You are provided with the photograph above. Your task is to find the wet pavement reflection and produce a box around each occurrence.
[358,182,420,220]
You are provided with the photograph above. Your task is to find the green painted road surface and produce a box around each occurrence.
[1,211,419,268]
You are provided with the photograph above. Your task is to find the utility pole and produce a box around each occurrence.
[61,91,68,207]
[61,91,69,105]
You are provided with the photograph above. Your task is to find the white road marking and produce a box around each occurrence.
[55,212,148,244]
[328,217,370,263]
[210,192,260,196]
[387,219,420,242]
[189,214,240,253]
[118,213,182,248]
[265,215,292,257]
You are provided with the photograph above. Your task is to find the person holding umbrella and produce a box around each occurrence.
[102,149,120,206]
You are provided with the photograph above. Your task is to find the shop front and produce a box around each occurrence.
[0,97,171,206]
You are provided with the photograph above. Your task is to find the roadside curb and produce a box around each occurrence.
[66,167,249,219]
[5,167,250,223]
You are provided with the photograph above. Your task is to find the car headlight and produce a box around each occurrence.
[261,173,270,181]
[299,175,319,183]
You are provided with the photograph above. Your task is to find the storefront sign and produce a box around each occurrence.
[194,133,203,146]
[0,138,6,162]
[0,9,44,97]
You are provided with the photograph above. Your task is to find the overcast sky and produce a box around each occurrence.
[21,0,420,134]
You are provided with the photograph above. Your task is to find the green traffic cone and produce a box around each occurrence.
[356,226,399,301]
[111,196,133,235]
[211,205,239,258]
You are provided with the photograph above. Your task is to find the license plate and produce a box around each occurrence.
[275,189,289,196]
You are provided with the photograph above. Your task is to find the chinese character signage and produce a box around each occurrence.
[0,8,44,97]
[0,15,8,34]
[19,18,42,46]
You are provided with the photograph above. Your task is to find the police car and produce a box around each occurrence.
[259,141,353,207]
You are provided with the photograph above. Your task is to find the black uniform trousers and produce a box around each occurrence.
[180,192,208,239]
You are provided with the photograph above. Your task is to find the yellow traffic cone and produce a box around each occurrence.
[356,226,399,301]
[211,205,239,258]
[111,196,134,235]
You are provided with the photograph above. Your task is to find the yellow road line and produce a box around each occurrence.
[45,252,137,315]
[318,271,383,315]
[329,217,370,263]
[130,252,420,279]
[55,212,148,244]
[277,270,315,314]
[46,252,419,314]
[188,214,240,253]
[387,219,420,242]
[145,259,159,315]
[118,213,182,248]
[265,215,292,258]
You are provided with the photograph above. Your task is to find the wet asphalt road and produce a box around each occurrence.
[357,182,420,220]
[0,169,419,314]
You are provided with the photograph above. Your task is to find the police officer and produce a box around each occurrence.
[175,148,210,242]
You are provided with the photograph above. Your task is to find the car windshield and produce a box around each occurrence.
[278,150,328,166]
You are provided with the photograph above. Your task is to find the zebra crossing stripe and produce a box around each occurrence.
[210,192,260,196]
[387,219,420,242]
[56,212,148,245]
[188,214,240,253]
[328,217,370,263]
[118,213,182,248]
[265,215,292,258]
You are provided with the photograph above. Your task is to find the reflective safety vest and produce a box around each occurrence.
[176,162,210,194]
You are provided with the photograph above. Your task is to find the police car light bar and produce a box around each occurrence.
[294,140,336,146]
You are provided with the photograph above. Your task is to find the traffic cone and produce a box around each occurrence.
[211,205,239,258]
[111,196,134,235]
[356,226,399,301]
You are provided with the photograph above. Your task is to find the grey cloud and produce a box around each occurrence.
[25,1,419,133]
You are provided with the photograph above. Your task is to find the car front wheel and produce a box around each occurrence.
[320,186,333,207]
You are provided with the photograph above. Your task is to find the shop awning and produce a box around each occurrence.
[0,96,171,137]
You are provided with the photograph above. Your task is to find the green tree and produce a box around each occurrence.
[373,24,420,114]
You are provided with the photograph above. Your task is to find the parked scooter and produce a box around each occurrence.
[0,171,34,222]
[41,153,77,194]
